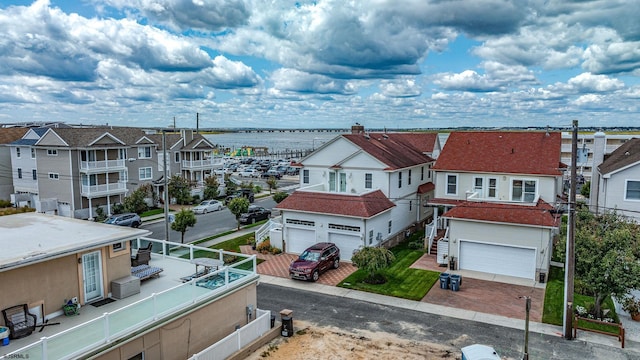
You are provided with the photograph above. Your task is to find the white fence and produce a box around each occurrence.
[189,309,272,360]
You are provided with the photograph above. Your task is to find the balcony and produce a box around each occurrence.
[182,157,224,169]
[2,238,259,360]
[80,159,126,173]
[81,182,127,198]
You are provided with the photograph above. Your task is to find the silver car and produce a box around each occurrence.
[104,213,142,227]
[192,200,223,214]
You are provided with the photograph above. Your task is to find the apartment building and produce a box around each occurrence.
[561,131,635,181]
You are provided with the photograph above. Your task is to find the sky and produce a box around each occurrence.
[0,0,639,130]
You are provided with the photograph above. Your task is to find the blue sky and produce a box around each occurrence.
[1,0,639,130]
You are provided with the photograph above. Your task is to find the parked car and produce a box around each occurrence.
[192,200,223,214]
[225,189,255,204]
[239,169,261,177]
[285,166,299,176]
[238,206,271,224]
[261,169,282,179]
[289,242,340,282]
[104,213,142,228]
[213,168,232,176]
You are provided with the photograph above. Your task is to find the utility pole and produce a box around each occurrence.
[163,131,170,248]
[522,296,531,360]
[563,119,578,339]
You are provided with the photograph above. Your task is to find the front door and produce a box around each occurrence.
[82,251,104,303]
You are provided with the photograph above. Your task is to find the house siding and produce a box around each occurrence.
[600,165,640,222]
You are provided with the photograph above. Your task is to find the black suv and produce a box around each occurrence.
[289,242,340,282]
[238,206,271,224]
[225,189,255,204]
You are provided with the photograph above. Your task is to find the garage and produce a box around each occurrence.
[459,240,536,279]
[286,227,316,254]
[328,232,363,261]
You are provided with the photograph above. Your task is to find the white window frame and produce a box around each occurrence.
[17,168,22,179]
[175,152,180,163]
[48,172,59,180]
[388,220,392,234]
[32,169,37,180]
[511,178,537,202]
[369,230,374,245]
[421,167,424,181]
[625,180,640,201]
[365,173,372,189]
[47,149,58,156]
[16,147,21,158]
[139,167,152,180]
[329,172,336,192]
[398,172,402,188]
[473,177,484,198]
[339,173,347,192]
[446,174,458,195]
[408,169,412,185]
[302,169,309,184]
[31,148,36,159]
[138,146,152,159]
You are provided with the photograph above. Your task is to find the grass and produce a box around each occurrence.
[338,240,440,301]
[140,208,172,217]
[542,266,621,335]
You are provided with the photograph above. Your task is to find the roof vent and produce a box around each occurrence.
[364,134,370,140]
[382,134,389,139]
[625,151,630,156]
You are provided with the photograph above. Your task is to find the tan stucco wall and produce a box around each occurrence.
[0,245,131,323]
[95,283,258,360]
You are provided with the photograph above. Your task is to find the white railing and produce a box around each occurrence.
[81,182,127,196]
[182,158,224,169]
[189,309,272,360]
[426,221,436,254]
[255,219,282,245]
[80,159,126,171]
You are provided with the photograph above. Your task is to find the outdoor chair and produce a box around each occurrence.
[131,243,152,267]
[2,304,37,339]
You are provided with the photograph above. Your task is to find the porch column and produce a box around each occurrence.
[88,198,93,221]
[106,196,112,216]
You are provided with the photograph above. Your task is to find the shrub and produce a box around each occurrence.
[0,199,13,208]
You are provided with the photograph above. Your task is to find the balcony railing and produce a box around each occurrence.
[182,158,224,169]
[81,182,127,197]
[80,159,126,172]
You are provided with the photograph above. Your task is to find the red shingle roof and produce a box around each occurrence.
[276,190,395,218]
[442,199,558,227]
[433,131,562,176]
[417,182,435,193]
[342,132,434,170]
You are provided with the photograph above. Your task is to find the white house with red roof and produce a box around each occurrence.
[428,131,564,281]
[275,129,439,260]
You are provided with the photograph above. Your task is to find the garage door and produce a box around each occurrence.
[459,240,536,279]
[286,228,316,254]
[328,233,363,261]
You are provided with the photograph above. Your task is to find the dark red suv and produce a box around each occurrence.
[289,242,340,282]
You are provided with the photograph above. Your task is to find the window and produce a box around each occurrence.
[175,152,180,163]
[32,169,37,180]
[82,174,97,186]
[446,174,457,195]
[17,168,22,179]
[328,224,360,232]
[112,242,126,252]
[408,170,412,185]
[365,173,372,189]
[329,172,336,191]
[31,148,35,159]
[49,173,59,180]
[626,180,640,200]
[388,220,392,234]
[16,147,21,158]
[421,167,424,181]
[139,167,152,180]
[473,177,483,197]
[512,179,537,202]
[369,230,374,245]
[409,200,412,211]
[339,173,347,192]
[47,149,58,156]
[303,169,309,184]
[398,172,402,188]
[138,146,152,159]
[488,178,497,198]
[120,170,128,182]
[428,164,432,179]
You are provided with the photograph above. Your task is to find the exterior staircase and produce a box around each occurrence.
[430,229,447,255]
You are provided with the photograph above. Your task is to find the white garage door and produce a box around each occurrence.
[459,240,536,279]
[286,228,316,254]
[328,233,363,261]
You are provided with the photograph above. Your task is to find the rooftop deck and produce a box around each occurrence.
[1,238,258,360]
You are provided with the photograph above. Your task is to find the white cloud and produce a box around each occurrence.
[568,73,624,92]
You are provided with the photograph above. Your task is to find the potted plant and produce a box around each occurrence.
[621,296,640,321]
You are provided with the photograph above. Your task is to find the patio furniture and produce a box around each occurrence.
[131,242,153,267]
[181,258,224,282]
[2,304,37,339]
[131,264,163,281]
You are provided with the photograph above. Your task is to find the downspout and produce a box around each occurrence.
[70,149,77,218]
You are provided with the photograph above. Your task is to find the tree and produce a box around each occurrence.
[123,184,152,214]
[168,175,192,205]
[171,208,197,243]
[351,246,396,284]
[557,207,640,318]
[272,191,289,203]
[227,197,250,230]
[203,176,220,200]
[224,174,238,195]
[266,176,278,193]
[580,180,591,198]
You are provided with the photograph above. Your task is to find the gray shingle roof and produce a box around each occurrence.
[598,138,640,175]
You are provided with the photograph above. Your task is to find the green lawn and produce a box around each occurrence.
[140,208,167,217]
[338,241,439,301]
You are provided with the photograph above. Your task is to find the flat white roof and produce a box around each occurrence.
[0,212,151,271]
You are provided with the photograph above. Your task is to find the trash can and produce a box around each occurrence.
[0,326,9,346]
[281,316,293,337]
[450,274,461,291]
[439,273,450,289]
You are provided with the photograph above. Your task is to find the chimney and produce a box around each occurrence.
[196,113,199,134]
[182,129,194,146]
[589,131,606,214]
[351,123,364,134]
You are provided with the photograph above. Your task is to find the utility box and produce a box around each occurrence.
[111,275,140,299]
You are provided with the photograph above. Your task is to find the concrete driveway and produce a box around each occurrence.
[242,247,545,321]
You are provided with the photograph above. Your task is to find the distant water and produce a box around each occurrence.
[204,131,346,152]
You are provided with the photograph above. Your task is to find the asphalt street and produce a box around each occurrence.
[257,283,636,360]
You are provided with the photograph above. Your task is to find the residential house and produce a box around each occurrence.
[590,136,640,222]
[8,127,219,219]
[428,131,563,281]
[0,127,29,201]
[275,128,438,260]
[0,212,262,359]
